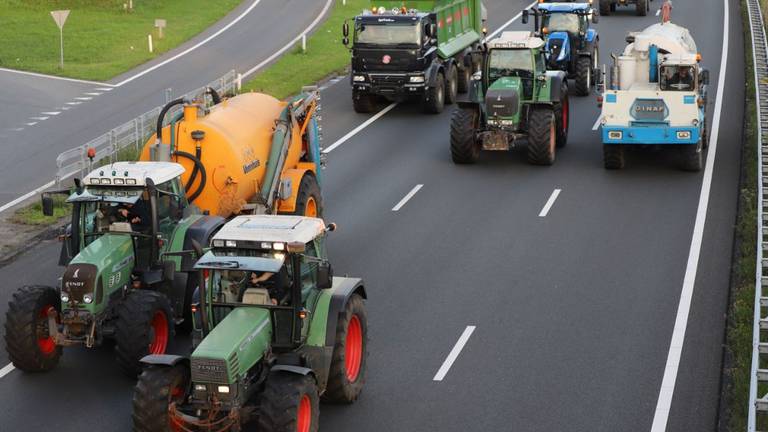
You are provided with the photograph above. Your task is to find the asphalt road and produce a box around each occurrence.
[0,0,331,205]
[0,0,744,431]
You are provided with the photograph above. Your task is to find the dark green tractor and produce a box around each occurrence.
[450,31,570,165]
[132,215,367,432]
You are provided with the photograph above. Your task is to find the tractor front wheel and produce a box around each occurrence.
[4,285,61,372]
[115,290,174,377]
[423,72,445,114]
[527,108,557,166]
[324,294,368,403]
[290,174,323,218]
[450,107,481,164]
[445,64,459,105]
[352,91,376,114]
[678,142,703,172]
[132,364,190,432]
[636,0,648,15]
[603,144,626,169]
[555,82,570,148]
[575,57,592,96]
[457,63,471,93]
[258,373,319,432]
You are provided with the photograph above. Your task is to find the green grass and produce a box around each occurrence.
[242,0,367,100]
[11,195,69,226]
[0,0,240,81]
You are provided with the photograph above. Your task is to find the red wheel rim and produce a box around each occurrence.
[297,394,311,432]
[148,311,169,354]
[305,197,318,217]
[345,315,363,382]
[37,306,56,355]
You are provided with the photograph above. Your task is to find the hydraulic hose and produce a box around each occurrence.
[205,87,221,105]
[184,146,202,191]
[173,150,206,204]
[156,98,186,143]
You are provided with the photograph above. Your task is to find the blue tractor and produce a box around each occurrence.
[522,3,599,96]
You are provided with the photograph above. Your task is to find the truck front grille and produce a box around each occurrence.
[370,74,407,87]
[191,358,229,384]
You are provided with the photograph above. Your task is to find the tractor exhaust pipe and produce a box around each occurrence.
[610,53,619,90]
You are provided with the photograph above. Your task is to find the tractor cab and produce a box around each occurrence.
[484,32,548,101]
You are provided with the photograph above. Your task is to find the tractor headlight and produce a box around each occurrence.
[82,293,93,304]
[409,75,425,83]
[194,384,207,392]
[113,178,125,185]
[60,292,70,303]
[353,75,366,82]
[676,131,691,140]
[125,178,137,185]
[225,240,237,248]
[213,240,224,247]
[217,385,230,394]
[272,242,285,251]
[608,131,623,140]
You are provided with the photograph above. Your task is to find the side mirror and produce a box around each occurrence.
[42,196,54,217]
[522,10,529,24]
[700,69,710,85]
[342,22,349,38]
[343,37,349,46]
[592,12,598,24]
[318,263,333,289]
[162,260,176,283]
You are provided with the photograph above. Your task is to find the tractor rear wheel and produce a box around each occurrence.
[599,0,611,15]
[258,373,319,432]
[4,285,61,372]
[575,57,592,96]
[423,72,445,114]
[636,0,648,15]
[132,364,190,432]
[457,63,471,93]
[527,108,557,166]
[603,144,626,169]
[352,91,376,114]
[555,82,570,148]
[290,174,323,218]
[445,65,459,105]
[450,107,481,164]
[115,290,174,377]
[324,294,368,404]
[679,142,703,172]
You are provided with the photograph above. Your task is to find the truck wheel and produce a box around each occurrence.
[575,57,592,96]
[450,107,481,164]
[636,0,648,15]
[423,73,445,114]
[290,174,323,218]
[603,144,626,169]
[599,0,611,15]
[457,64,471,93]
[4,285,61,372]
[701,115,709,149]
[258,373,319,432]
[352,92,376,114]
[324,294,368,403]
[679,142,703,172]
[132,364,189,432]
[555,82,570,148]
[115,290,174,377]
[527,108,557,165]
[445,65,459,105]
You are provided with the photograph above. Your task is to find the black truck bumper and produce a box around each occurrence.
[352,73,427,100]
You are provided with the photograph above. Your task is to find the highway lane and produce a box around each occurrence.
[0,0,743,431]
[0,0,331,205]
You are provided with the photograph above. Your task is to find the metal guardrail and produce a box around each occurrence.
[749,0,768,428]
[54,70,238,186]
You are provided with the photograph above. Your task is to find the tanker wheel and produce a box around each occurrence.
[527,108,557,166]
[258,372,319,432]
[290,174,323,218]
[115,290,174,377]
[4,285,62,372]
[132,364,190,432]
[324,294,368,403]
[445,64,459,105]
[678,142,703,172]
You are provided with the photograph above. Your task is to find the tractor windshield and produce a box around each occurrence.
[488,49,535,82]
[659,64,697,91]
[542,13,581,34]
[70,188,149,245]
[355,23,421,46]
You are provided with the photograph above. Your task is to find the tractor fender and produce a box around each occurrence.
[548,73,567,101]
[426,61,445,88]
[182,216,226,271]
[276,168,314,214]
[325,277,367,347]
[585,29,597,44]
[140,354,188,367]
[271,364,315,377]
[580,34,598,57]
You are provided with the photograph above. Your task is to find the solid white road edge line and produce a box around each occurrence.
[322,103,398,153]
[649,0,729,429]
[538,189,562,217]
[392,184,423,212]
[0,180,56,214]
[0,363,14,379]
[433,326,476,381]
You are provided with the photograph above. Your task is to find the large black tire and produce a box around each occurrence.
[352,91,376,114]
[423,73,445,114]
[132,364,190,432]
[701,115,709,149]
[457,63,471,93]
[679,142,703,172]
[603,144,626,169]
[445,65,459,105]
[324,294,368,403]
[575,56,592,96]
[258,373,319,432]
[527,108,557,166]
[636,0,648,15]
[450,107,481,164]
[599,0,611,15]
[554,82,570,148]
[4,285,61,372]
[115,290,174,377]
[289,173,323,218]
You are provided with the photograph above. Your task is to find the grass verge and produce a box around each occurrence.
[0,0,240,81]
[242,0,367,100]
[11,195,69,226]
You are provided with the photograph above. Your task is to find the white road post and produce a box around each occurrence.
[50,10,70,69]
[302,34,307,53]
[237,73,243,91]
[148,34,153,53]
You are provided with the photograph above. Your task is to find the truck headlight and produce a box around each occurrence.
[61,292,70,302]
[677,131,691,139]
[82,293,93,304]
[353,75,366,82]
[217,385,230,394]
[409,76,425,83]
[608,131,623,139]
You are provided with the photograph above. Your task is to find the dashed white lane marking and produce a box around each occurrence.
[41,111,61,116]
[9,127,24,132]
[538,189,562,217]
[74,97,92,101]
[61,106,72,110]
[0,363,15,379]
[95,87,113,92]
[649,0,729,428]
[592,116,603,131]
[65,101,82,105]
[392,184,423,212]
[322,103,398,153]
[433,326,476,381]
[84,92,102,96]
[25,122,38,126]
[30,116,49,121]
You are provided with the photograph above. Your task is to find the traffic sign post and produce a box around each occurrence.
[50,10,70,69]
[155,19,166,39]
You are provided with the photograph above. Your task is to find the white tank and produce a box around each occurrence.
[618,55,636,90]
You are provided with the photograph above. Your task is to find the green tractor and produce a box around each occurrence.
[4,162,225,376]
[132,215,368,432]
[450,31,570,165]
